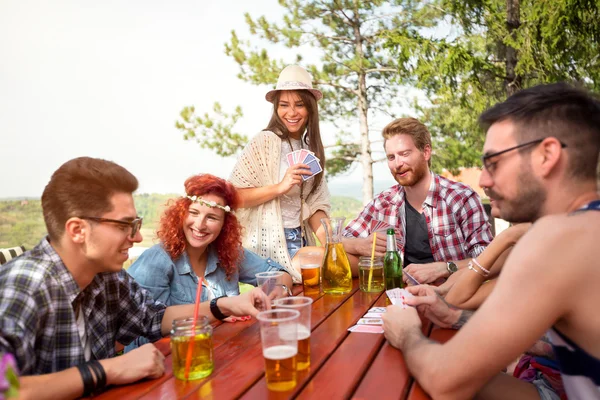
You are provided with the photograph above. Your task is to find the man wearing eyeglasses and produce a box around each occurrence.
[343,117,493,280]
[383,83,600,399]
[0,157,271,399]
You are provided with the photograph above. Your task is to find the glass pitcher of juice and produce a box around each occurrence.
[320,217,352,294]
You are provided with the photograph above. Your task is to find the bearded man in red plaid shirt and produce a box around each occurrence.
[342,118,493,283]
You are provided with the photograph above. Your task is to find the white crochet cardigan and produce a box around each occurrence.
[229,130,331,283]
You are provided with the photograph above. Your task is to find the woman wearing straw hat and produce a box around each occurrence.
[230,65,330,283]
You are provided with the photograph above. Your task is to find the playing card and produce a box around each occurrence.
[286,152,295,166]
[348,325,384,334]
[404,270,420,286]
[369,307,387,313]
[302,159,323,181]
[292,150,301,164]
[386,288,415,308]
[357,318,383,325]
[363,312,383,318]
[298,149,311,163]
[370,220,392,233]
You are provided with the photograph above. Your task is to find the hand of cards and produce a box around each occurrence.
[286,149,322,181]
[386,288,415,309]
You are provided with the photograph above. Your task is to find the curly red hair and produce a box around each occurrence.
[158,174,243,279]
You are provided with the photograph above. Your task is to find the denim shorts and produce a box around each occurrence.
[284,227,304,259]
[532,372,561,400]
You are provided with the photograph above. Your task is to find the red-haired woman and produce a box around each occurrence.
[128,174,292,324]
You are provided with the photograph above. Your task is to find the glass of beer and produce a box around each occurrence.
[256,309,300,391]
[273,296,313,371]
[299,251,323,296]
[256,271,285,299]
[170,316,214,380]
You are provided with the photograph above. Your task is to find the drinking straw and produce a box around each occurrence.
[368,233,376,291]
[184,277,203,380]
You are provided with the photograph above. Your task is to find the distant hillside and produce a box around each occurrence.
[0,194,363,249]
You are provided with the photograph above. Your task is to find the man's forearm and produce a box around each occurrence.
[19,367,83,400]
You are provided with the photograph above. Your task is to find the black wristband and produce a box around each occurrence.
[77,363,95,397]
[210,296,228,321]
[88,360,107,392]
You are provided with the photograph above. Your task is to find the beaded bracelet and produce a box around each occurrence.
[471,258,490,275]
[467,261,486,277]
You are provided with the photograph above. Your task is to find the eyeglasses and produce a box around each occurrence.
[79,216,143,239]
[481,138,567,175]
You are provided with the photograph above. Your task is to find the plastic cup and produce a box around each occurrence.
[256,309,300,391]
[273,296,313,370]
[299,251,322,295]
[256,271,285,299]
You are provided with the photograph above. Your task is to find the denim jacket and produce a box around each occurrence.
[127,243,286,305]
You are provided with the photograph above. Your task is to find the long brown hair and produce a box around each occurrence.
[265,90,325,195]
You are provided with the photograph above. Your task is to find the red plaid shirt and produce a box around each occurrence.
[343,173,493,261]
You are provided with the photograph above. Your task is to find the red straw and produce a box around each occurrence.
[184,277,203,380]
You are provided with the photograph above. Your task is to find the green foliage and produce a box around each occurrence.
[385,0,600,172]
[175,103,247,157]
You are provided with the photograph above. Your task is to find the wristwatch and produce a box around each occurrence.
[446,261,458,275]
[210,296,229,321]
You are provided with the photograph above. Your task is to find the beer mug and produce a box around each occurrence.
[256,309,300,391]
[273,296,313,370]
[298,251,323,296]
[170,316,214,380]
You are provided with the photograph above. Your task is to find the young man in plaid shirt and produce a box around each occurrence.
[343,118,493,282]
[0,157,270,399]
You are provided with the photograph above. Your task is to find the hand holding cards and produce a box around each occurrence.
[386,288,415,308]
[286,149,322,181]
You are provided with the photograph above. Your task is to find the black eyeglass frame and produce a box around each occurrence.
[481,138,567,174]
[79,216,143,239]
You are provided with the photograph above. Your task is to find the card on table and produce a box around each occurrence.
[357,318,383,325]
[348,324,384,334]
[363,312,384,318]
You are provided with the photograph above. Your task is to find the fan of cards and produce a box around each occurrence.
[347,289,415,334]
[286,149,323,181]
[370,219,392,232]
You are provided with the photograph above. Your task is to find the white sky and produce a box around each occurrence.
[0,0,396,198]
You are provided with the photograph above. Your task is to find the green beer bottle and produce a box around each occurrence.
[384,228,403,289]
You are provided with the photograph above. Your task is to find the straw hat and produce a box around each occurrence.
[265,65,323,103]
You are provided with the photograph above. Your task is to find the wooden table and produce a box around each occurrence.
[95,280,455,399]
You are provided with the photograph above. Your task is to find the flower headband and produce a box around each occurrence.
[185,195,232,213]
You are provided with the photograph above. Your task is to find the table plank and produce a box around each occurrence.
[241,286,384,399]
[94,317,252,399]
[295,292,388,399]
[140,282,360,400]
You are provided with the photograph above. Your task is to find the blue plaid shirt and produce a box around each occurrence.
[0,238,166,375]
